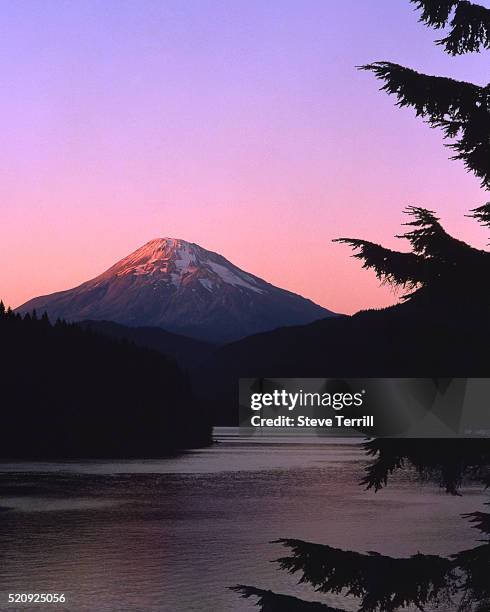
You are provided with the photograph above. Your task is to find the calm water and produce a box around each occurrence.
[0,430,487,611]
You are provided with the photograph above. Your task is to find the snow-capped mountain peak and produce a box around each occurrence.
[18,238,335,343]
[105,238,264,294]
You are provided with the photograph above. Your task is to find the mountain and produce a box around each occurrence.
[17,238,335,343]
[78,320,215,370]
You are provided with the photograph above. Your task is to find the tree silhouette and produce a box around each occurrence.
[231,586,342,612]
[362,1,490,188]
[0,305,211,457]
[412,0,490,55]
[334,204,490,313]
[233,2,490,610]
[361,438,490,495]
[233,443,490,612]
[339,1,490,309]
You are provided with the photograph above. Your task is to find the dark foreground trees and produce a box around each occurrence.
[0,304,211,457]
[336,204,490,315]
[233,2,490,610]
[363,0,490,188]
[338,0,490,321]
[233,439,490,612]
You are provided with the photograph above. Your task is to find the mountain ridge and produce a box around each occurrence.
[78,319,215,369]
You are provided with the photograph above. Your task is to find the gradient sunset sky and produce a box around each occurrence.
[2,0,489,314]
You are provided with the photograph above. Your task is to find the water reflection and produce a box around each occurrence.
[0,432,485,611]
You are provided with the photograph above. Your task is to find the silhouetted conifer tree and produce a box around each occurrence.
[335,205,490,311]
[342,0,490,308]
[412,0,490,54]
[233,2,490,610]
[362,1,490,188]
[234,444,490,611]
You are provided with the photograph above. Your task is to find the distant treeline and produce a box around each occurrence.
[0,303,211,458]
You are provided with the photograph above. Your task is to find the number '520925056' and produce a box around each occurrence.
[8,593,65,603]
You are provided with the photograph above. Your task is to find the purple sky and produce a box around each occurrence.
[1,0,488,314]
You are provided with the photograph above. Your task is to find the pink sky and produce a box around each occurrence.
[1,0,488,315]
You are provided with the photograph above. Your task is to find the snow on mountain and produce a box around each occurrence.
[17,238,335,343]
[105,239,264,293]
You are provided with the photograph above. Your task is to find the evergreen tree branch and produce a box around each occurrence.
[361,439,407,492]
[453,543,490,610]
[463,507,490,536]
[360,62,485,120]
[400,206,484,261]
[360,62,490,187]
[336,206,490,306]
[441,1,490,54]
[362,439,490,494]
[411,1,490,54]
[230,586,345,611]
[469,202,490,228]
[273,539,457,612]
[410,1,459,28]
[333,238,430,291]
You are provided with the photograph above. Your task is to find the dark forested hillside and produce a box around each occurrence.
[200,299,490,424]
[0,304,211,458]
[78,320,215,370]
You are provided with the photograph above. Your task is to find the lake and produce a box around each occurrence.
[0,430,486,611]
